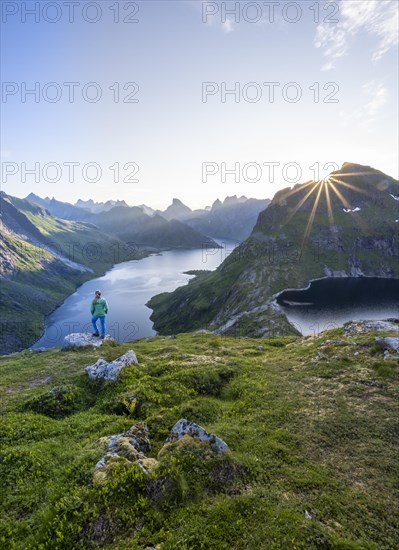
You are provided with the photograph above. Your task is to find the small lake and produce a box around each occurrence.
[32,239,239,349]
[276,277,399,336]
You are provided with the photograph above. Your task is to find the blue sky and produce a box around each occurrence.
[1,0,398,209]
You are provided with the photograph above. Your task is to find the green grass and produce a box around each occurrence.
[0,329,398,549]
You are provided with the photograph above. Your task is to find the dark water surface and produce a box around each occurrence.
[277,277,399,336]
[33,240,238,349]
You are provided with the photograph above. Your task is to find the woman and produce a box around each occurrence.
[90,290,109,338]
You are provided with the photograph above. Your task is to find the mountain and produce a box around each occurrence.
[157,198,193,221]
[156,195,271,240]
[0,193,139,354]
[137,204,156,216]
[75,199,129,213]
[185,195,271,240]
[95,207,220,250]
[25,194,219,250]
[147,163,399,337]
[1,326,398,548]
[26,194,269,242]
[26,193,92,221]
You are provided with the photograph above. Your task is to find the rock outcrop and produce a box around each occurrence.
[165,418,229,454]
[94,422,157,481]
[93,420,231,483]
[343,320,399,335]
[84,350,138,381]
[375,336,399,352]
[375,336,399,359]
[63,332,114,349]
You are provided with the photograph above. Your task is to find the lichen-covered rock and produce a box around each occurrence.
[97,423,150,454]
[113,437,144,461]
[85,350,138,381]
[63,332,114,348]
[94,423,153,480]
[125,422,151,453]
[165,418,229,454]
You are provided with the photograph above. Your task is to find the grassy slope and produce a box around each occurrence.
[0,329,398,549]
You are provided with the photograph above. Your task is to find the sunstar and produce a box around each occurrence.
[279,169,376,251]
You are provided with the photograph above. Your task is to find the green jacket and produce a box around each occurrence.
[90,297,108,317]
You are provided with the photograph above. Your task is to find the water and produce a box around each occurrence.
[32,239,239,349]
[276,277,399,336]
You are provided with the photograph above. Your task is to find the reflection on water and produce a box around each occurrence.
[33,240,239,349]
[277,277,399,336]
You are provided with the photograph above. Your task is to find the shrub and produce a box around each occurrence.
[179,398,222,424]
[22,385,79,419]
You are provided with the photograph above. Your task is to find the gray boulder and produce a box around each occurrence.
[166,418,229,454]
[344,320,399,335]
[375,337,399,358]
[375,337,399,353]
[85,350,138,381]
[63,332,114,349]
[102,422,150,454]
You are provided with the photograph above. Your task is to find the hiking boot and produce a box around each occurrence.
[92,332,100,337]
[100,335,105,339]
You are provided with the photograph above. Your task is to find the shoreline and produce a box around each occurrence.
[12,241,228,356]
[1,247,154,357]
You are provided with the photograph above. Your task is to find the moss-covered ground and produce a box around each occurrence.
[0,329,398,549]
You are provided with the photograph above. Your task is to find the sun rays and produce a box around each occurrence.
[278,169,374,252]
[324,179,335,227]
[302,179,324,249]
[328,175,373,196]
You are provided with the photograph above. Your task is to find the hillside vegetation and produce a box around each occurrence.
[0,327,398,549]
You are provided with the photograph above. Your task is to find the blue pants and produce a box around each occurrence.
[92,315,106,336]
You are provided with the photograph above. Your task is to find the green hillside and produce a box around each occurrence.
[0,327,398,548]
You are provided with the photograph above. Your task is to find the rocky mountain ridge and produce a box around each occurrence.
[25,193,271,241]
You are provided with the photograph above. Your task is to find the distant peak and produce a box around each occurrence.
[165,198,191,212]
[340,162,374,172]
[171,198,185,206]
[212,198,222,209]
[329,162,396,183]
[223,195,237,203]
